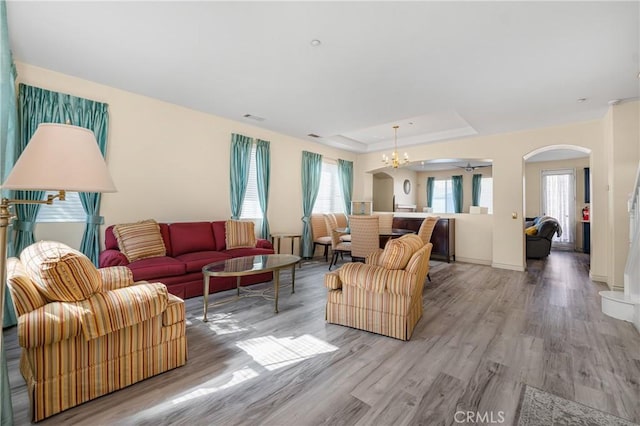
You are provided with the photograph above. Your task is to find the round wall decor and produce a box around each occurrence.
[403,179,411,194]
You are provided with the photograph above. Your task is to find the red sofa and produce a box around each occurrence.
[99,221,274,299]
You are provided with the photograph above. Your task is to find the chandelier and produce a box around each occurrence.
[381,125,409,168]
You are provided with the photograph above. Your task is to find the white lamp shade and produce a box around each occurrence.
[1,123,116,193]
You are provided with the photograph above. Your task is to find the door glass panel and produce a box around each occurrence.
[542,169,575,245]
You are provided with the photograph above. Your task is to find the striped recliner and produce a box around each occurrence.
[324,234,432,340]
[6,241,187,422]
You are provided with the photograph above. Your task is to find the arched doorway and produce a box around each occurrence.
[523,145,592,261]
[373,172,394,211]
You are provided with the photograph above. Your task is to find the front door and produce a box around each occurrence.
[542,168,575,247]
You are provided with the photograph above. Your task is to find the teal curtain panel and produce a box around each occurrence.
[1,0,17,331]
[14,84,49,257]
[301,151,322,258]
[472,173,482,206]
[0,0,15,422]
[452,175,463,213]
[337,159,353,215]
[229,133,253,220]
[74,98,109,266]
[256,139,270,239]
[426,177,435,208]
[16,84,109,266]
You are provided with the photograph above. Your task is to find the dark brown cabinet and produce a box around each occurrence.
[392,217,456,262]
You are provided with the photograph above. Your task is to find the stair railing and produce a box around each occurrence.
[624,161,640,299]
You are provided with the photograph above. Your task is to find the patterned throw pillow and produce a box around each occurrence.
[20,241,101,302]
[226,220,257,249]
[398,234,424,252]
[379,238,413,270]
[113,219,166,262]
[6,257,47,315]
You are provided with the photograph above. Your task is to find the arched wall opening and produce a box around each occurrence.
[372,172,394,211]
[522,144,593,268]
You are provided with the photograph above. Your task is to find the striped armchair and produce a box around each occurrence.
[324,234,432,340]
[6,241,187,422]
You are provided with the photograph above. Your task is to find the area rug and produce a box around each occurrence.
[516,385,638,425]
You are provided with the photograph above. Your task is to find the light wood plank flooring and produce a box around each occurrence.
[4,251,640,425]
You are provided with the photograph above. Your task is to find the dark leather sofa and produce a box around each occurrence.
[526,217,561,259]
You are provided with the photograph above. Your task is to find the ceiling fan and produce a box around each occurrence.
[456,162,490,172]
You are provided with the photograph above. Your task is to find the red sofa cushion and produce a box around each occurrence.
[174,251,232,273]
[126,256,186,281]
[169,222,216,256]
[105,225,118,250]
[158,224,172,256]
[211,221,227,251]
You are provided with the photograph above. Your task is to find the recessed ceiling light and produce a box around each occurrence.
[310,39,321,47]
[577,98,587,103]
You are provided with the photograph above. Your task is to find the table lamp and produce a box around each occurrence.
[0,123,117,408]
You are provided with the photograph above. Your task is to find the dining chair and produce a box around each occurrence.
[349,215,380,262]
[324,213,351,270]
[375,212,394,235]
[418,216,439,245]
[418,216,440,281]
[311,213,332,261]
[333,212,351,242]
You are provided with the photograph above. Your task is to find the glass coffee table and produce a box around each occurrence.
[202,254,301,321]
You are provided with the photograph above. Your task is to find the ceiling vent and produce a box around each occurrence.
[243,114,265,122]
[307,133,321,138]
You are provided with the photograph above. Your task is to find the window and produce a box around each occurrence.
[432,179,455,213]
[313,161,344,214]
[479,177,493,214]
[542,169,575,244]
[36,191,86,223]
[240,144,263,219]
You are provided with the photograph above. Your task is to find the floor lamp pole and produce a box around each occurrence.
[0,196,48,423]
[0,199,12,423]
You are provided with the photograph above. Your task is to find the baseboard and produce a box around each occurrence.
[491,262,525,272]
[600,291,639,323]
[589,273,607,284]
[456,257,492,266]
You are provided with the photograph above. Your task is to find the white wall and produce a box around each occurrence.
[605,101,640,290]
[390,168,417,208]
[355,120,607,274]
[16,62,356,250]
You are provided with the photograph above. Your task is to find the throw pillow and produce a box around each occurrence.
[525,226,538,236]
[398,234,424,252]
[226,220,257,249]
[113,219,166,262]
[379,238,413,270]
[6,257,47,315]
[20,240,101,302]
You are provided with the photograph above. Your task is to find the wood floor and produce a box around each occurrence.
[4,251,640,425]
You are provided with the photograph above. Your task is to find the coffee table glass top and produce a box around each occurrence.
[203,254,300,276]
